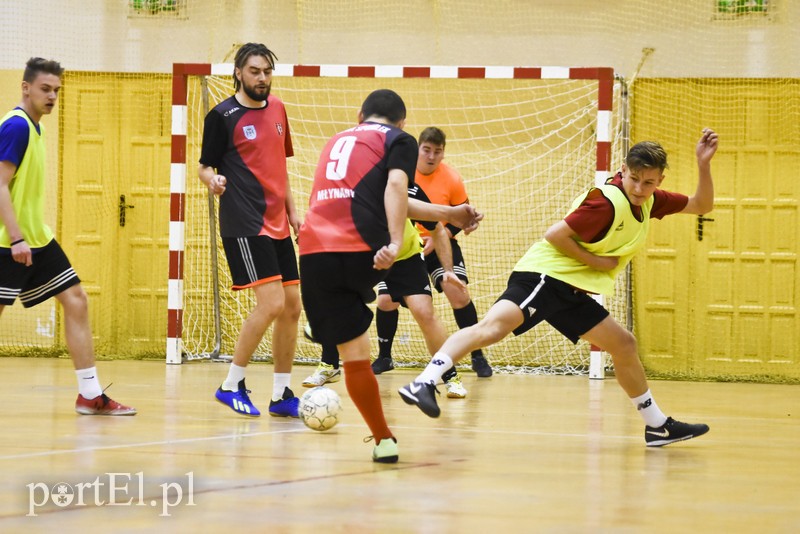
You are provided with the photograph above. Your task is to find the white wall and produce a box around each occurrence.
[0,0,796,77]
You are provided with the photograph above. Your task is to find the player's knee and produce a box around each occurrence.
[282,296,302,322]
[610,330,639,362]
[59,285,89,314]
[474,320,507,346]
[447,291,471,309]
[411,306,436,325]
[376,295,397,311]
[253,299,284,322]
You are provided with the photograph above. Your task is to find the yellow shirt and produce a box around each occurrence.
[513,184,652,296]
[0,109,54,248]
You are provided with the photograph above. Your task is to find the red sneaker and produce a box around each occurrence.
[75,393,137,416]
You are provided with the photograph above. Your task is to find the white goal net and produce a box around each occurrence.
[169,65,626,373]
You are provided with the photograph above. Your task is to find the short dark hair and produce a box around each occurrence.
[626,141,669,172]
[360,89,406,124]
[418,127,446,147]
[233,43,278,92]
[23,57,64,83]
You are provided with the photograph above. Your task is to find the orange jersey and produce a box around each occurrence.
[414,162,468,238]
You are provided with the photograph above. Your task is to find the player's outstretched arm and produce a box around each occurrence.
[408,199,483,234]
[681,128,718,215]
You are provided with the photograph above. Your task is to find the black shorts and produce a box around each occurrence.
[377,253,432,306]
[497,271,609,344]
[222,236,299,290]
[425,239,469,292]
[0,239,80,308]
[299,252,388,346]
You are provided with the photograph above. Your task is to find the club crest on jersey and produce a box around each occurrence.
[275,122,284,136]
[242,125,256,139]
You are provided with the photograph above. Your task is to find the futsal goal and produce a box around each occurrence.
[168,63,627,373]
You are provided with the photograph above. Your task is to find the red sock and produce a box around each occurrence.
[343,360,393,441]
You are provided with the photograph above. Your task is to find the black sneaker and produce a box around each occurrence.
[371,357,395,375]
[471,353,493,377]
[645,416,709,447]
[398,381,440,418]
[441,366,458,383]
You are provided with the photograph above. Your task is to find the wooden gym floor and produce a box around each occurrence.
[0,357,798,533]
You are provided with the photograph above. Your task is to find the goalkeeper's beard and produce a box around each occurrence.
[243,82,271,102]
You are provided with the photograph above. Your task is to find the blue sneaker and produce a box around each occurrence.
[269,386,300,418]
[215,379,261,417]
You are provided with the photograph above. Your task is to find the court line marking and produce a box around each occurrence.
[0,421,643,462]
[0,427,309,460]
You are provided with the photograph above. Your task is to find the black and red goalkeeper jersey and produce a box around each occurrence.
[199,95,293,239]
[298,121,417,255]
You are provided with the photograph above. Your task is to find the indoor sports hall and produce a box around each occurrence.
[0,1,798,531]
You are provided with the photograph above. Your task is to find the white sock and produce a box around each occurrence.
[272,373,291,401]
[416,353,454,385]
[631,389,668,428]
[222,363,247,391]
[76,367,102,400]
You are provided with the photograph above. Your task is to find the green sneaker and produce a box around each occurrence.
[445,374,468,398]
[368,436,399,464]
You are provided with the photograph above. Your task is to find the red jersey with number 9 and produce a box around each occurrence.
[298,121,417,255]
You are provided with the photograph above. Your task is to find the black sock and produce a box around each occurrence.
[376,308,399,360]
[453,301,484,359]
[320,343,340,368]
[442,366,457,383]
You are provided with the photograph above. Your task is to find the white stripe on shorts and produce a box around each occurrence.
[19,267,78,304]
[432,265,467,281]
[518,273,547,311]
[0,286,21,300]
[237,237,258,283]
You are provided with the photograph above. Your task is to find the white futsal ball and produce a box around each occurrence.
[299,387,342,431]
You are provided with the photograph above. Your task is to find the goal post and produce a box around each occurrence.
[168,63,626,374]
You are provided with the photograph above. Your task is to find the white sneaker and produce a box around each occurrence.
[445,374,467,398]
[302,362,342,387]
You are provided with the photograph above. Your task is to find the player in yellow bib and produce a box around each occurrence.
[0,58,135,415]
[401,129,719,447]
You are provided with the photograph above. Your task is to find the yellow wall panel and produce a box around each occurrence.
[634,79,800,381]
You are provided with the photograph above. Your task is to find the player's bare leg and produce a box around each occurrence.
[581,316,709,446]
[215,280,285,417]
[399,300,522,416]
[405,294,467,398]
[231,280,285,368]
[268,283,302,417]
[55,284,136,415]
[443,282,492,377]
